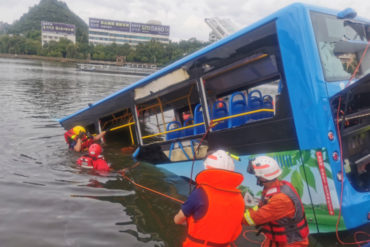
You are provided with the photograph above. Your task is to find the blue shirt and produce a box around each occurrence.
[181,187,208,220]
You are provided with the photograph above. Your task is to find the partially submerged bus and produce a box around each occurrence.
[59,3,370,233]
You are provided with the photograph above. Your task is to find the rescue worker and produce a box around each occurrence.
[244,156,309,247]
[76,143,110,171]
[173,150,245,247]
[64,125,106,152]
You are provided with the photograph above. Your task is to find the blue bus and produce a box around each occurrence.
[59,3,370,233]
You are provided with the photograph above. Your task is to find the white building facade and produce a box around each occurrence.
[88,18,170,46]
[41,21,76,46]
[205,18,238,42]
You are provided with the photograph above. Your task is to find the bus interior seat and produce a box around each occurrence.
[262,95,274,118]
[183,117,194,137]
[194,104,206,135]
[248,90,264,120]
[212,100,229,131]
[229,92,248,127]
[166,121,182,140]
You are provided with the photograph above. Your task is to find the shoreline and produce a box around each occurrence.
[0,53,117,65]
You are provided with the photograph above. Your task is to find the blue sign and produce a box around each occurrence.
[130,22,170,36]
[89,18,131,32]
[89,18,170,36]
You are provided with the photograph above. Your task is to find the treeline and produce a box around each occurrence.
[0,32,209,66]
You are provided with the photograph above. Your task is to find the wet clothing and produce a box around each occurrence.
[76,155,110,171]
[244,180,309,247]
[64,129,94,151]
[182,187,208,220]
[182,169,245,247]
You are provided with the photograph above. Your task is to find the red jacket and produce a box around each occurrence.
[244,180,309,246]
[76,155,110,171]
[64,129,94,151]
[183,169,245,247]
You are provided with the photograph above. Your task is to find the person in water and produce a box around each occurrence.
[243,156,309,247]
[76,143,110,171]
[173,150,245,247]
[64,125,106,152]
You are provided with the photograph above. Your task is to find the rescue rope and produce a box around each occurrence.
[121,173,185,204]
[335,41,370,246]
[119,162,184,204]
[189,120,217,195]
[242,229,265,244]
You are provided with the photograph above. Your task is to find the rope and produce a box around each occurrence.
[119,162,184,204]
[242,229,265,245]
[189,120,217,195]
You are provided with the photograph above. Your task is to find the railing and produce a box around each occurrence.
[141,108,274,140]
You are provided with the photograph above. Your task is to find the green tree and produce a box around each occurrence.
[24,39,41,55]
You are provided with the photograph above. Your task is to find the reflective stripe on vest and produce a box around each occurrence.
[186,169,245,246]
[244,205,258,226]
[260,181,309,243]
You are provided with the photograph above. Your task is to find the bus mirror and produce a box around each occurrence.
[337,8,357,19]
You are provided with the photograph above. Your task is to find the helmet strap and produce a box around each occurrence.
[257,177,264,187]
[257,177,276,187]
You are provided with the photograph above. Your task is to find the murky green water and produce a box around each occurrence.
[0,57,367,246]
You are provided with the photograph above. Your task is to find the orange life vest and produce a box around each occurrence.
[76,155,110,171]
[259,180,309,243]
[184,169,245,247]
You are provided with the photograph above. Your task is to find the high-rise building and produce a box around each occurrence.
[41,21,76,46]
[205,18,238,42]
[88,18,170,46]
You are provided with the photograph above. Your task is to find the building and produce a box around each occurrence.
[205,17,238,42]
[41,21,76,46]
[88,18,170,46]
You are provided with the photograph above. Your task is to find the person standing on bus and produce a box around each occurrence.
[244,156,309,247]
[173,150,245,247]
[64,125,106,152]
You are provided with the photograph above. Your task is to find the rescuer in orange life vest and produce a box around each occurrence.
[76,143,111,171]
[64,125,106,152]
[244,156,309,247]
[173,150,245,247]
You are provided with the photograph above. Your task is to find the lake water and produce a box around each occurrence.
[0,58,367,246]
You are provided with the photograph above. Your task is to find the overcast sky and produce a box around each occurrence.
[0,0,369,41]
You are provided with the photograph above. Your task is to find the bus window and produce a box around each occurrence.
[203,53,280,130]
[311,11,370,81]
[136,81,200,145]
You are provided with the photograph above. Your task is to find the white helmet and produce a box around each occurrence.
[204,150,235,171]
[249,156,281,180]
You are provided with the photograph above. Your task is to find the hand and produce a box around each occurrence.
[244,191,257,208]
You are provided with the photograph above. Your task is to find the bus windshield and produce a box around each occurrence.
[311,12,370,82]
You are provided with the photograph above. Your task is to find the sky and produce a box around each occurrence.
[0,0,369,41]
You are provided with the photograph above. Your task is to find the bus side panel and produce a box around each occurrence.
[238,149,343,233]
[158,148,344,233]
[230,150,321,233]
[299,148,345,233]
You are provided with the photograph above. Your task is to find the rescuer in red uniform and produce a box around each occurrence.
[244,156,309,247]
[64,125,106,152]
[76,143,111,171]
[173,150,245,247]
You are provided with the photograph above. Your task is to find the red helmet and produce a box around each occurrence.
[89,144,102,158]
